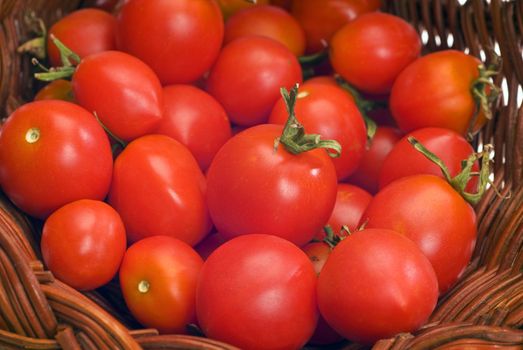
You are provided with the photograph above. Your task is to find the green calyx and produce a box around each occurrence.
[33,34,80,81]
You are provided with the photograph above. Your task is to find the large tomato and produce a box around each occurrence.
[108,134,211,246]
[196,234,318,350]
[116,0,224,84]
[41,199,126,291]
[0,100,113,219]
[120,236,203,334]
[362,175,477,293]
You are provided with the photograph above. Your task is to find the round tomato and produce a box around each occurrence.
[154,85,231,171]
[34,79,74,102]
[116,0,223,84]
[108,134,211,246]
[206,124,338,247]
[330,12,421,95]
[362,175,477,293]
[0,100,112,219]
[41,199,126,291]
[317,229,438,345]
[206,36,302,127]
[72,50,163,142]
[120,236,203,334]
[196,234,318,350]
[47,8,116,67]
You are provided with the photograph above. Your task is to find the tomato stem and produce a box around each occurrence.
[17,12,47,60]
[93,112,128,153]
[33,35,80,82]
[138,280,150,294]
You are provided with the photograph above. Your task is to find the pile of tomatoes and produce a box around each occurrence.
[0,0,497,349]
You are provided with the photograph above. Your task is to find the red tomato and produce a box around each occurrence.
[108,134,211,246]
[379,127,479,192]
[362,175,477,293]
[47,8,116,67]
[291,0,381,53]
[154,85,231,171]
[303,241,331,275]
[217,0,270,19]
[225,5,306,56]
[347,126,403,194]
[116,0,224,84]
[206,36,302,127]
[269,82,367,180]
[206,124,338,247]
[317,229,439,345]
[72,50,163,142]
[0,100,112,219]
[41,199,126,291]
[196,234,318,350]
[330,12,421,95]
[390,50,487,135]
[34,79,75,102]
[119,236,203,334]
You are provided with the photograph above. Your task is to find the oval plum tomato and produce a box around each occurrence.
[379,127,479,192]
[72,50,163,142]
[0,100,112,219]
[41,199,126,291]
[47,8,116,67]
[108,134,211,246]
[120,236,203,334]
[217,0,270,20]
[206,36,302,127]
[154,85,231,171]
[196,234,318,350]
[269,82,367,180]
[362,175,477,293]
[225,5,306,56]
[291,0,381,53]
[34,79,74,102]
[347,126,403,194]
[116,0,223,85]
[390,50,487,135]
[317,229,438,345]
[330,12,421,95]
[206,124,338,247]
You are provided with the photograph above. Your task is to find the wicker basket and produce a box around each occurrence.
[0,0,521,349]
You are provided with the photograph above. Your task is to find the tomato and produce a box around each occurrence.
[379,127,479,192]
[72,50,163,142]
[224,5,306,56]
[108,134,211,246]
[0,100,112,219]
[120,236,203,334]
[196,234,318,350]
[154,85,231,171]
[216,0,270,19]
[347,126,403,194]
[362,175,477,293]
[269,82,367,180]
[116,0,223,85]
[291,0,381,53]
[390,50,487,135]
[41,199,126,291]
[330,12,421,95]
[194,232,226,260]
[47,8,116,67]
[206,124,338,247]
[34,79,74,102]
[206,36,302,127]
[317,229,438,345]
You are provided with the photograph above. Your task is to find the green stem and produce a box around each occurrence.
[298,46,329,66]
[93,112,127,154]
[33,35,80,82]
[17,13,47,60]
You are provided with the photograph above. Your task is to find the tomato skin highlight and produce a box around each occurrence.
[206,124,338,247]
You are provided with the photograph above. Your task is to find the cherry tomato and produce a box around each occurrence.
[196,234,318,350]
[116,0,224,84]
[217,0,270,19]
[390,50,487,135]
[41,199,126,291]
[362,175,477,293]
[330,12,421,95]
[291,0,381,53]
[34,79,74,102]
[0,100,112,219]
[108,134,212,246]
[206,36,302,127]
[120,236,203,334]
[317,229,439,345]
[269,82,367,180]
[47,8,116,67]
[72,50,163,141]
[225,5,306,56]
